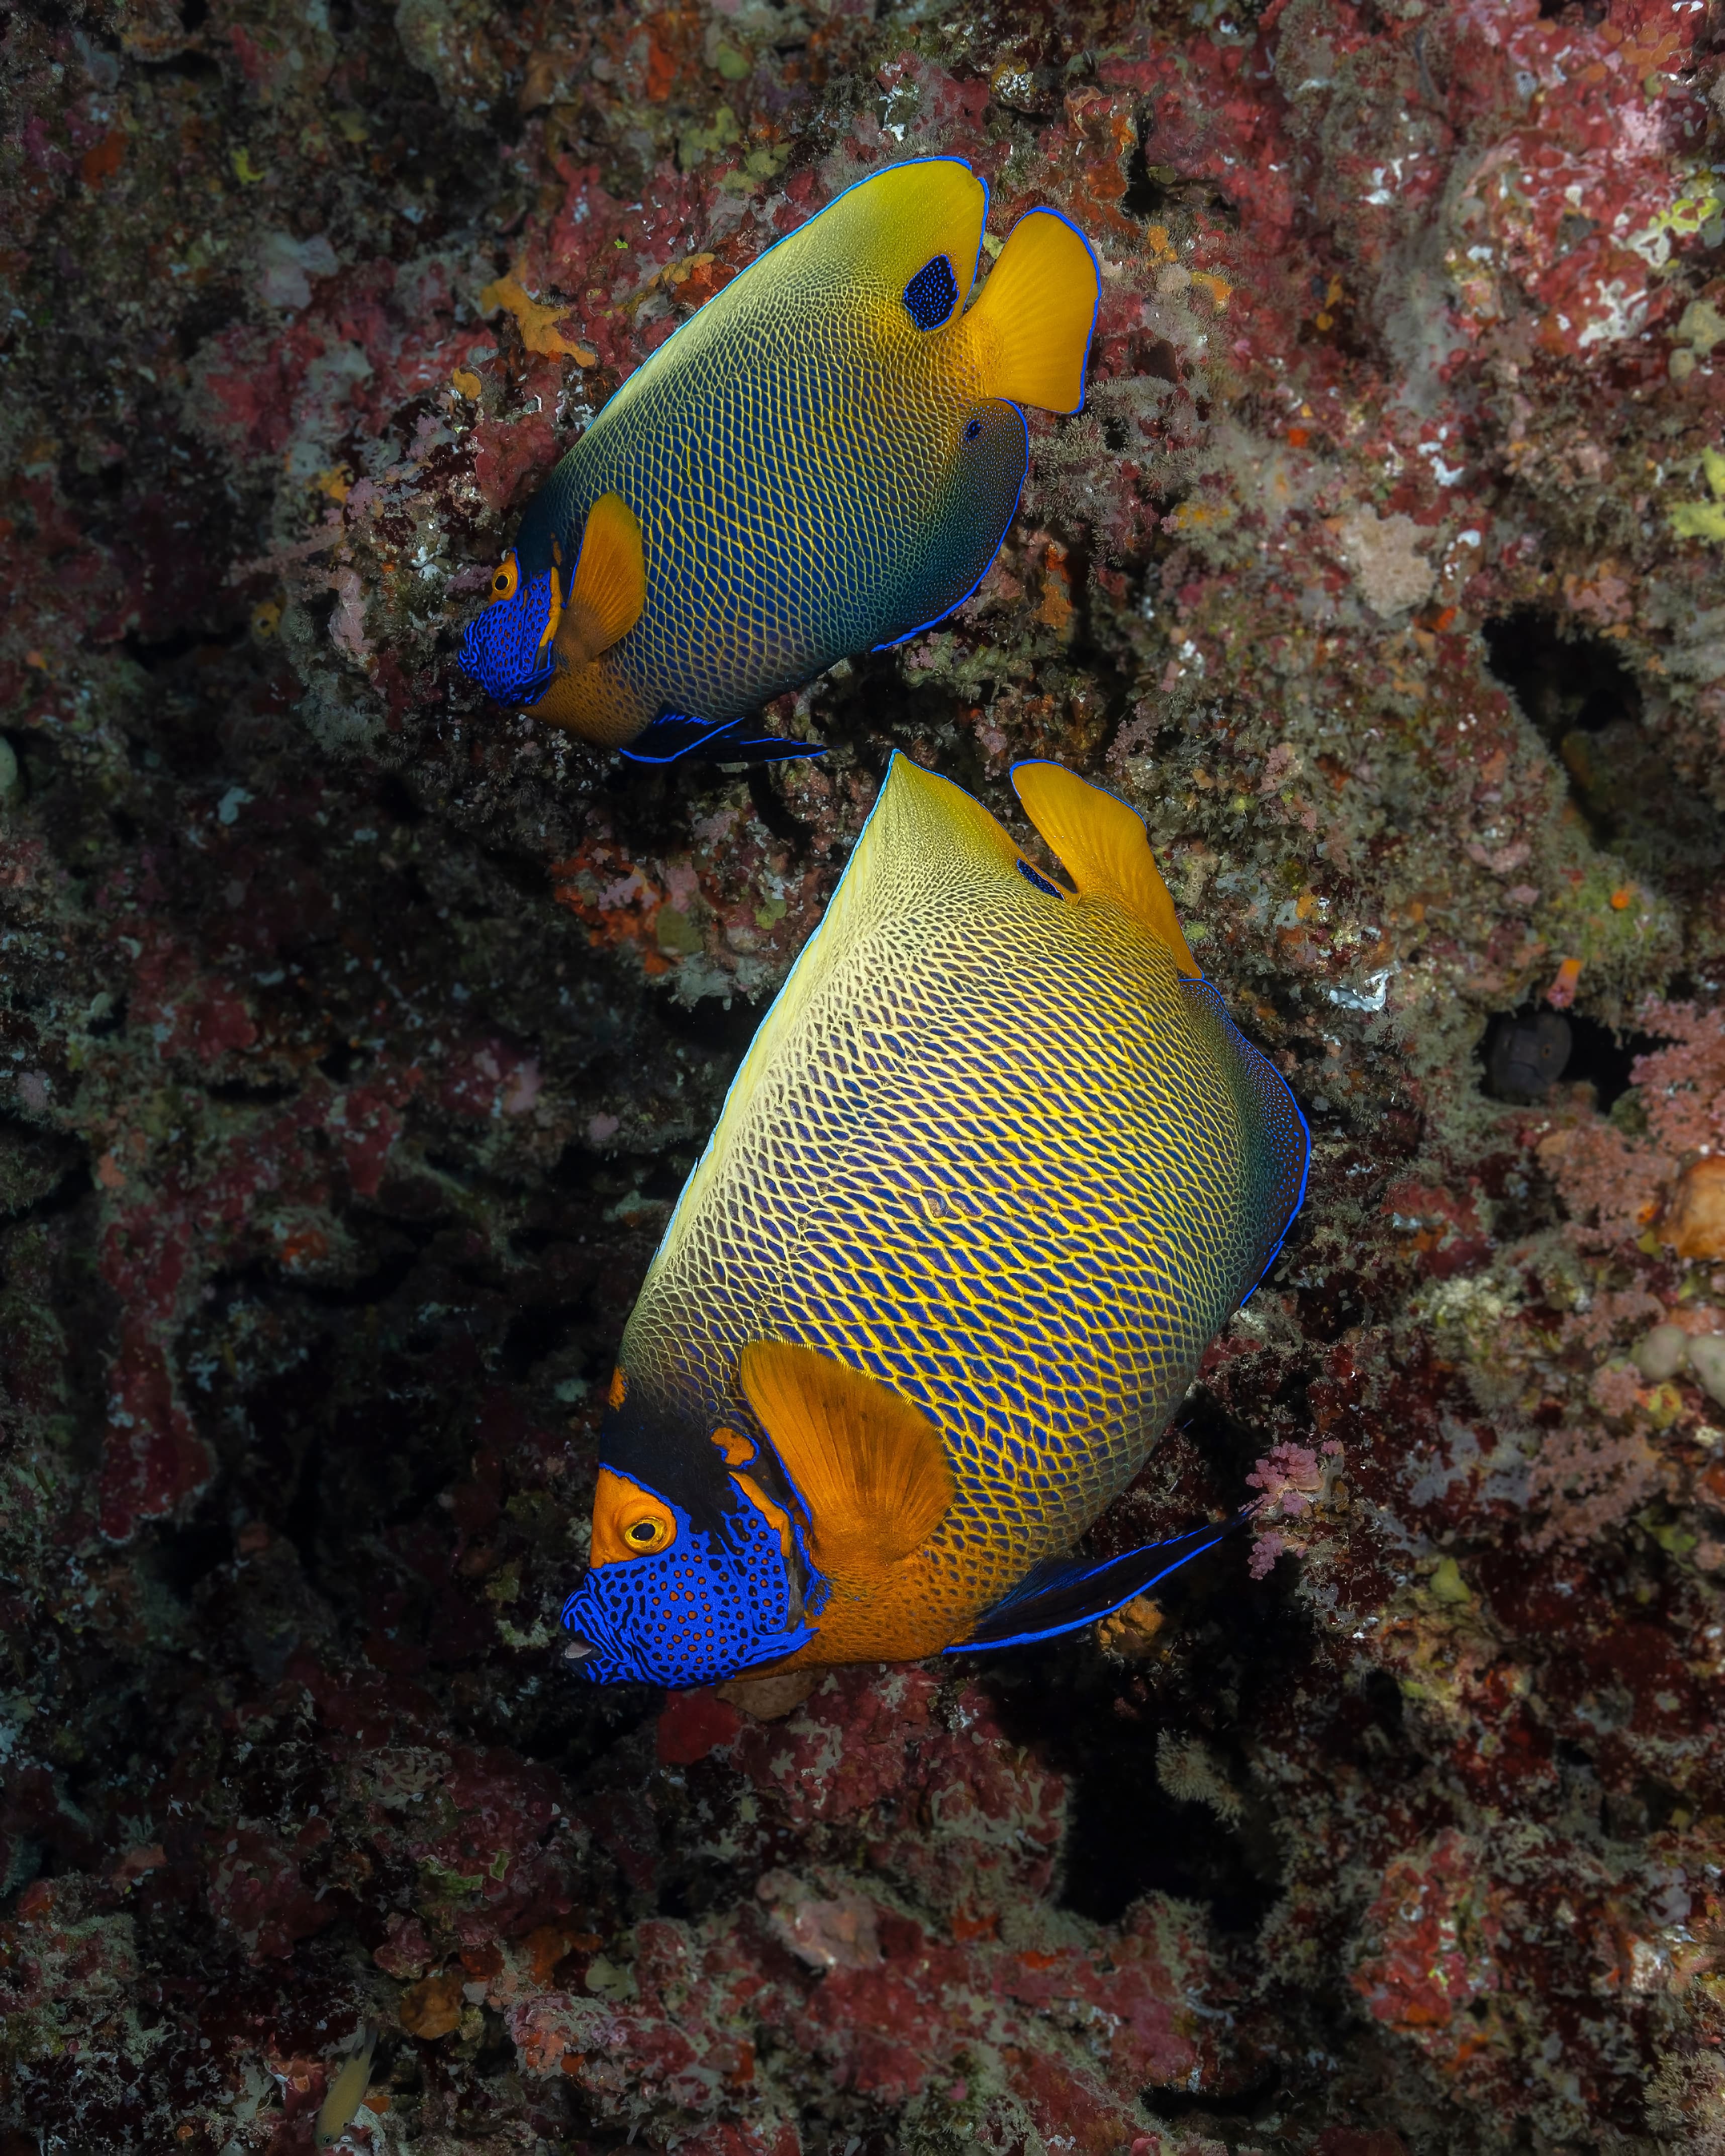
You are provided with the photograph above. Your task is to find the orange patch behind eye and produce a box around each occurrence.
[730,1471,793,1561]
[491,550,520,604]
[712,1425,754,1466]
[608,1365,628,1410]
[590,1466,677,1564]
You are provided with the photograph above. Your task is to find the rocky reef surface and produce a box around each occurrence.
[5,0,1725,2147]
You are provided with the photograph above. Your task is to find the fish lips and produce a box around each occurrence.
[558,1581,622,1676]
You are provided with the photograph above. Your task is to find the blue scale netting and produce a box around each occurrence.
[902,253,959,331]
[560,1489,809,1686]
[457,569,558,705]
[1015,858,1063,897]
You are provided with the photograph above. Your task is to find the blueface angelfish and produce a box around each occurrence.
[457,159,1099,765]
[559,758,1310,1683]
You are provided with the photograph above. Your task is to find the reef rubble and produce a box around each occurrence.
[5,0,1725,2149]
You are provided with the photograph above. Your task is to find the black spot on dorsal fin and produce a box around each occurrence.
[903,254,959,330]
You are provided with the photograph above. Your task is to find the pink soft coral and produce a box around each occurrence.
[1525,1423,1661,1551]
[1245,1445,1327,1578]
[1541,999,1725,1253]
[1633,1002,1725,1157]
[1247,1443,1324,1516]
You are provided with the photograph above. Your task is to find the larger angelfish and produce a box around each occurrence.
[458,159,1098,764]
[558,757,1310,1684]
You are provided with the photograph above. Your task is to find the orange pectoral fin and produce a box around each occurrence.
[555,492,645,668]
[737,1340,953,1578]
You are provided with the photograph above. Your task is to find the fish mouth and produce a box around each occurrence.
[558,1580,620,1676]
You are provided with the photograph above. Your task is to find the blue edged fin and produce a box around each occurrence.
[962,208,1099,416]
[944,1514,1246,1652]
[1011,761,1198,976]
[621,713,825,766]
[1176,977,1311,1304]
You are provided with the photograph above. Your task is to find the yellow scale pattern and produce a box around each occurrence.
[514,161,1028,746]
[619,758,1306,1647]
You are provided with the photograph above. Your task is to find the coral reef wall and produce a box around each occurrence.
[5,0,1725,2147]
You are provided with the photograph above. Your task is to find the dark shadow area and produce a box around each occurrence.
[499,1298,587,1380]
[1152,2062,1284,2126]
[1565,1011,1652,1110]
[1121,110,1239,226]
[1483,613,1641,740]
[151,1514,235,1601]
[982,1517,1314,1935]
[1484,609,1725,899]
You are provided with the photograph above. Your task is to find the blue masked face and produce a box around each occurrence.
[561,1464,814,1687]
[457,549,559,706]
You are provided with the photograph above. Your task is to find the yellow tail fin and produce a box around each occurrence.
[557,492,644,665]
[1011,761,1199,976]
[962,210,1097,415]
[738,1340,953,1576]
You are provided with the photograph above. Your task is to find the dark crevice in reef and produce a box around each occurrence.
[1154,2063,1286,2128]
[152,1513,237,1602]
[1484,608,1725,899]
[983,1384,1320,1938]
[1483,608,1643,738]
[1122,106,1240,225]
[987,1551,1303,1936]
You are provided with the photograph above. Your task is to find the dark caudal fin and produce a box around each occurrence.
[1176,976,1312,1305]
[621,713,825,765]
[961,208,1099,415]
[945,1514,1248,1652]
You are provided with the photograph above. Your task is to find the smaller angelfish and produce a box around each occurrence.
[458,158,1097,765]
[315,2024,378,2152]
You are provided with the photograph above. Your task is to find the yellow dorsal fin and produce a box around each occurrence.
[1010,760,1200,976]
[557,492,644,665]
[959,209,1097,415]
[738,1340,953,1576]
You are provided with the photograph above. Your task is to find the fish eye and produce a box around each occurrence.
[964,416,983,443]
[490,551,520,603]
[590,1467,679,1564]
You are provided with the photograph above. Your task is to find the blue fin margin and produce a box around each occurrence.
[621,712,825,767]
[943,1513,1247,1653]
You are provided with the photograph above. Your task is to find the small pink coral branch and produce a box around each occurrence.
[1245,1443,1324,1518]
